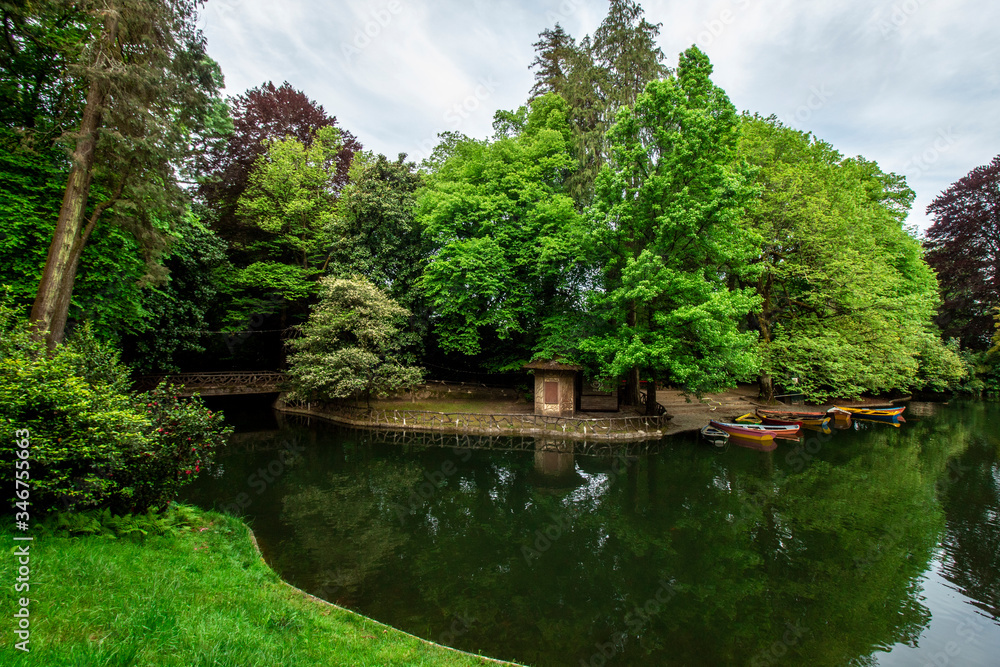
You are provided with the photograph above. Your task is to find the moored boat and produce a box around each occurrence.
[833,406,905,417]
[756,408,826,419]
[728,435,778,452]
[710,420,798,442]
[755,411,831,430]
[700,424,730,446]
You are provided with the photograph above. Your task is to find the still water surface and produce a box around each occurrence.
[186,399,1000,666]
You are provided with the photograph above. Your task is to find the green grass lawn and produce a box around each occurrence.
[0,508,519,666]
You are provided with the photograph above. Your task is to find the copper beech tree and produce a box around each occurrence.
[30,0,223,347]
[924,155,1000,350]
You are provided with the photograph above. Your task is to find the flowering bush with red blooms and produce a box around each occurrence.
[1,300,233,514]
[117,382,233,513]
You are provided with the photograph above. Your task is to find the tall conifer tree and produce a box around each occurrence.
[29,0,224,346]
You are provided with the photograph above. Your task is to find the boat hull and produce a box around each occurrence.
[700,425,730,446]
[834,406,906,417]
[710,420,785,442]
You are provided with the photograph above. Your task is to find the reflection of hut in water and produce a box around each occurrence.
[530,438,585,490]
[524,360,583,417]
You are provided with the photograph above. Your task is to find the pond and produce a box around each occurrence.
[185,398,1000,666]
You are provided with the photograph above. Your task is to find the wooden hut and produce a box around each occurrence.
[523,360,583,417]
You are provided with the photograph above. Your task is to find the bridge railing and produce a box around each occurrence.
[134,371,286,391]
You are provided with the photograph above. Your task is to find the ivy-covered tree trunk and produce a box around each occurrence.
[30,73,107,346]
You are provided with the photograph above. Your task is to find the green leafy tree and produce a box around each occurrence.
[286,277,423,407]
[585,46,760,408]
[124,212,232,373]
[0,131,150,339]
[196,81,359,265]
[0,0,88,141]
[417,94,586,370]
[528,1,669,208]
[222,125,345,350]
[238,125,343,271]
[737,115,960,400]
[28,0,225,347]
[324,152,423,306]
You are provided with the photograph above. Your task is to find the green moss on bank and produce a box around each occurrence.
[0,508,517,666]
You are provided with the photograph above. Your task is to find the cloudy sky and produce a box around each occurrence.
[199,0,1000,232]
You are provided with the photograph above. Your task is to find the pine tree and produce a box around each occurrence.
[527,1,669,209]
[528,24,577,100]
[592,0,670,113]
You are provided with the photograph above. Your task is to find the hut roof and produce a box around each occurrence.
[523,360,583,372]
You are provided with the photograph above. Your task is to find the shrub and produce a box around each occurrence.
[0,294,232,514]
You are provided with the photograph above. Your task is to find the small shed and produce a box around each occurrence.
[523,360,583,417]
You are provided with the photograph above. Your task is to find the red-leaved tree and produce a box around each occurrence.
[924,155,1000,349]
[197,81,360,255]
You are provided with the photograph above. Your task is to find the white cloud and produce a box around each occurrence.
[201,0,1000,231]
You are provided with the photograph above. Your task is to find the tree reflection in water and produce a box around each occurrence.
[186,403,997,666]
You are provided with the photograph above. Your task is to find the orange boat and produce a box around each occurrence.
[710,420,798,442]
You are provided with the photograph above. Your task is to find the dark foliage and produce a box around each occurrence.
[925,155,1000,349]
[197,81,361,260]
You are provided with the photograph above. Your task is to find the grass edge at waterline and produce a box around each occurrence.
[0,506,523,666]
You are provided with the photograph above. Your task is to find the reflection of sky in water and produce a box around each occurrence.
[187,399,1000,667]
[876,559,999,666]
[568,467,614,504]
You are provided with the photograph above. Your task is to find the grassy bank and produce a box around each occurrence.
[0,508,517,666]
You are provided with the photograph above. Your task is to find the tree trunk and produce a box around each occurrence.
[621,300,640,406]
[758,374,775,403]
[30,77,105,347]
[644,375,659,416]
